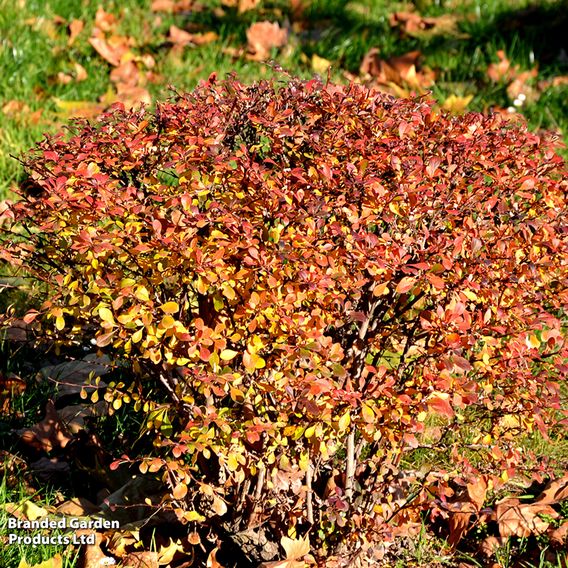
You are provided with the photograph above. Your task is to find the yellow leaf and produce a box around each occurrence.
[18,555,63,568]
[361,402,375,423]
[312,53,332,75]
[135,286,150,302]
[338,411,351,432]
[132,328,143,343]
[183,510,205,522]
[160,301,179,314]
[220,349,238,361]
[99,307,115,325]
[281,535,310,560]
[55,315,65,331]
[159,315,176,329]
[442,93,474,114]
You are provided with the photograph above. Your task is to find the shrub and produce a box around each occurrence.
[1,74,567,562]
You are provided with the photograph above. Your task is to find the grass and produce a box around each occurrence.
[0,470,81,568]
[0,0,566,198]
[0,0,566,566]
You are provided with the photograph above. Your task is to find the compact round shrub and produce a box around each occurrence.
[1,75,566,561]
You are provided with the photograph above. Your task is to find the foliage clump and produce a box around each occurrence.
[1,75,566,561]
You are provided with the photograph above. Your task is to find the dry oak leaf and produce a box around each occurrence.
[535,474,568,504]
[495,498,558,538]
[17,400,74,453]
[246,21,288,61]
[121,551,158,568]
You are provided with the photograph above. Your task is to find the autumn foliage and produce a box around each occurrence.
[1,75,567,562]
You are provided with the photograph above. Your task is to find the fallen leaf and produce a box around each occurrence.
[17,400,74,453]
[442,94,474,114]
[487,50,517,83]
[535,474,568,504]
[311,54,332,75]
[168,25,218,47]
[151,0,195,11]
[121,551,158,568]
[467,476,487,511]
[206,547,222,568]
[2,100,30,117]
[548,521,568,547]
[4,499,49,521]
[238,0,261,12]
[56,497,100,516]
[79,532,114,568]
[246,21,288,61]
[281,535,310,560]
[68,19,84,46]
[157,539,187,565]
[40,354,111,398]
[17,554,63,568]
[89,35,132,67]
[110,61,142,87]
[30,457,70,483]
[495,498,557,538]
[390,11,462,38]
[115,83,152,109]
[54,99,107,120]
[447,501,477,549]
[57,401,109,433]
[0,373,26,414]
[94,6,117,33]
[360,48,435,94]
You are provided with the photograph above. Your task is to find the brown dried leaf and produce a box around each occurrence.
[535,474,568,505]
[115,83,152,109]
[121,551,159,568]
[238,0,261,12]
[151,0,195,11]
[495,498,558,538]
[88,36,131,67]
[548,521,568,547]
[168,25,218,46]
[246,21,288,61]
[447,502,476,548]
[2,100,30,117]
[390,11,462,38]
[56,497,100,516]
[359,49,434,94]
[40,355,111,398]
[110,60,142,87]
[17,401,74,453]
[487,50,517,83]
[467,476,488,511]
[68,19,84,46]
[0,373,26,415]
[94,6,117,33]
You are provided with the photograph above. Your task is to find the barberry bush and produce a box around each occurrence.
[1,75,567,562]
